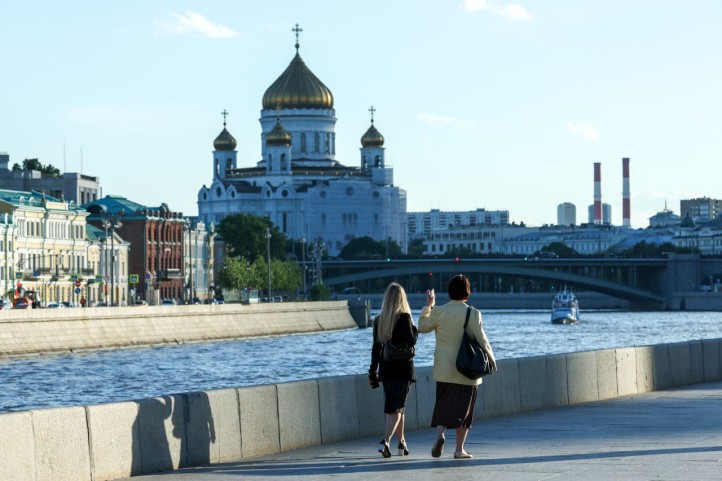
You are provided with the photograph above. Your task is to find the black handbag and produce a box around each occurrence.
[456,306,492,379]
[382,341,415,362]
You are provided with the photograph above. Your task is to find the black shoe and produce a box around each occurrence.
[431,437,445,458]
[398,441,409,456]
[378,439,391,458]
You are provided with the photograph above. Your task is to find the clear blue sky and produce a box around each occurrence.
[2,1,721,228]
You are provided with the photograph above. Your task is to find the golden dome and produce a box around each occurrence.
[266,119,292,146]
[214,127,237,151]
[262,52,334,110]
[361,123,384,148]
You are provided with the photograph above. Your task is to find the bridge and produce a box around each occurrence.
[322,257,677,305]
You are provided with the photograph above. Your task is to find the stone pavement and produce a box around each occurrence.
[121,381,722,481]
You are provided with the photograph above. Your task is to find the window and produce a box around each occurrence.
[301,133,307,152]
[314,133,320,153]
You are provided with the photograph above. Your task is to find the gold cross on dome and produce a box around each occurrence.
[369,105,376,123]
[292,23,303,50]
[221,109,229,127]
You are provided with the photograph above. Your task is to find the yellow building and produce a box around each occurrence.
[0,190,118,306]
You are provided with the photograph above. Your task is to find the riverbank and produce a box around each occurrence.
[0,301,357,357]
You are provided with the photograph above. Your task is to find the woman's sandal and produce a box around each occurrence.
[398,441,409,456]
[378,439,391,458]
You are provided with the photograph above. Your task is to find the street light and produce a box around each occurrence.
[265,227,271,300]
[301,237,307,300]
[101,208,124,306]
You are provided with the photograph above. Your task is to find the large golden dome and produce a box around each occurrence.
[266,119,292,146]
[213,127,237,151]
[361,123,384,148]
[262,52,334,110]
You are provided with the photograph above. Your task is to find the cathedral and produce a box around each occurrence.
[197,28,407,257]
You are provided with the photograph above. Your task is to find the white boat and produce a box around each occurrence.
[551,288,579,324]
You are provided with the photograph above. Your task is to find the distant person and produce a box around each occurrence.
[80,297,86,308]
[368,282,417,457]
[418,274,497,459]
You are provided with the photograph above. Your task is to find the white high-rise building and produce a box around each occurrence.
[557,202,576,226]
[197,30,406,256]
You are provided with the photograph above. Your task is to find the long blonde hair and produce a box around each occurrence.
[377,282,412,342]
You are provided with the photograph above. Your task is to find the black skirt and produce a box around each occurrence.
[382,380,412,414]
[431,381,478,429]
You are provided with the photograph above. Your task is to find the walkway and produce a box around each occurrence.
[121,381,722,481]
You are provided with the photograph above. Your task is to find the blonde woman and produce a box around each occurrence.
[368,282,418,457]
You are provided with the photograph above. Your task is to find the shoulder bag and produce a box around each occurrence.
[456,306,492,379]
[383,340,415,362]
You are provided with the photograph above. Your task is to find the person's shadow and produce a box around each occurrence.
[131,392,216,475]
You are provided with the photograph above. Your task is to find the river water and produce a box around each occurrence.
[2,309,722,412]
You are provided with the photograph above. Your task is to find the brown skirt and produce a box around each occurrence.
[431,382,478,429]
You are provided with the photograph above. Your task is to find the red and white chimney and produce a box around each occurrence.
[622,157,630,227]
[593,162,602,224]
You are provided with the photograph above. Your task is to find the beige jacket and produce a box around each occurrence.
[419,300,496,386]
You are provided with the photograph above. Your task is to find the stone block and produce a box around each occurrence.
[186,389,241,465]
[690,340,705,384]
[546,354,568,407]
[566,351,598,404]
[702,338,721,381]
[518,356,548,412]
[86,401,141,481]
[0,411,36,481]
[318,376,359,443]
[238,384,280,458]
[414,366,436,426]
[32,406,91,481]
[277,380,321,451]
[596,349,618,400]
[135,395,186,475]
[635,345,655,392]
[668,341,693,387]
[615,347,637,396]
[355,373,385,437]
[483,358,520,417]
[652,343,672,389]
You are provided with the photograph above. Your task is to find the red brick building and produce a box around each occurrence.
[85,196,186,303]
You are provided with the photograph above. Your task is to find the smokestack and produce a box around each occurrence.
[593,162,602,224]
[622,157,630,227]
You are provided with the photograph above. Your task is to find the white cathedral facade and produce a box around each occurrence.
[198,35,406,257]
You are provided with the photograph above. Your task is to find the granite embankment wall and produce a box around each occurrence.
[0,301,358,356]
[2,338,720,480]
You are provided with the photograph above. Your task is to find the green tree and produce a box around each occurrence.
[12,158,61,176]
[217,213,287,261]
[310,283,330,301]
[339,236,402,260]
[217,256,262,290]
[542,242,578,257]
[406,238,425,257]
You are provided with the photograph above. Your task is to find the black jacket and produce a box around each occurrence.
[369,312,418,383]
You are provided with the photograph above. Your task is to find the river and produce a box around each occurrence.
[1,309,721,412]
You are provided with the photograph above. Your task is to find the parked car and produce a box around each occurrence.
[13,298,31,309]
[46,303,66,308]
[0,299,12,310]
[160,298,177,306]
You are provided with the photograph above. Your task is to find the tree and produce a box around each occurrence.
[310,283,330,301]
[406,238,425,257]
[217,256,262,290]
[542,242,578,257]
[339,236,402,260]
[12,158,61,177]
[217,213,287,261]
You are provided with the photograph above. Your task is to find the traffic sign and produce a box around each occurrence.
[75,280,81,288]
[15,272,22,280]
[95,275,104,284]
[74,288,81,295]
[129,274,139,284]
[71,274,78,282]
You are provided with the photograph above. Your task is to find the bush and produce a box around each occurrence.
[309,283,330,301]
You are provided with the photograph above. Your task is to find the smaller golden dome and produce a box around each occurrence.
[214,127,237,151]
[266,119,292,147]
[361,123,384,148]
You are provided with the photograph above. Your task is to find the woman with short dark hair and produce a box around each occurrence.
[418,274,496,459]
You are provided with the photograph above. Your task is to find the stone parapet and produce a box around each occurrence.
[0,301,357,356]
[2,338,722,480]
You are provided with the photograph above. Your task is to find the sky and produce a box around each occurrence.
[1,1,721,228]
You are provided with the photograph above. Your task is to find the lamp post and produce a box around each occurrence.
[101,209,123,306]
[265,227,271,300]
[184,219,194,303]
[301,237,306,300]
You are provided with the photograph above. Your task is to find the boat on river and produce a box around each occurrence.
[551,288,579,324]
